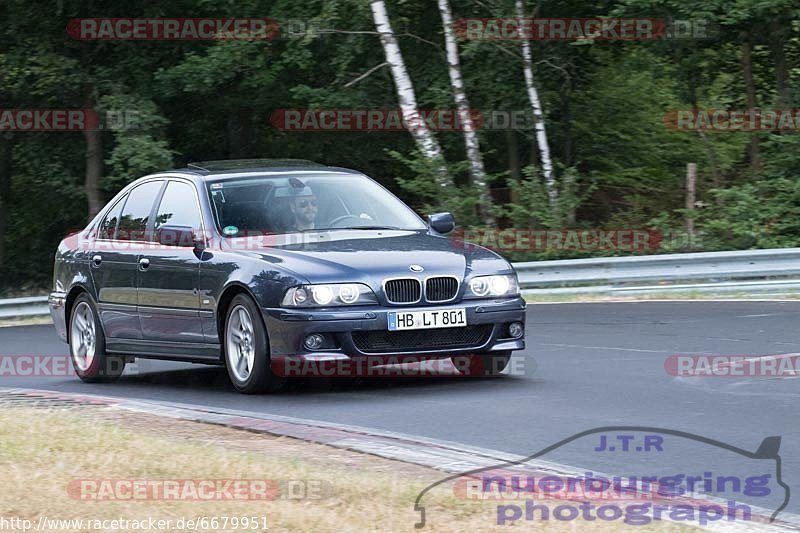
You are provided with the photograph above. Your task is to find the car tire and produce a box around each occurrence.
[69,294,126,382]
[224,294,283,394]
[452,351,511,377]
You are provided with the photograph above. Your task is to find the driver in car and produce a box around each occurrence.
[288,187,317,231]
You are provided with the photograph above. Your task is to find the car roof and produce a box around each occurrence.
[148,159,364,183]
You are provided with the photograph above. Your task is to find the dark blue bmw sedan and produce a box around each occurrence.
[48,160,526,393]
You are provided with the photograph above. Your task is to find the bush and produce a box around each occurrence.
[697,178,800,250]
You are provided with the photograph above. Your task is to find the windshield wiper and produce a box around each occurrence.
[341,226,404,230]
[300,226,406,232]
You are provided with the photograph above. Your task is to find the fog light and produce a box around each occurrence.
[304,334,325,350]
[508,322,524,339]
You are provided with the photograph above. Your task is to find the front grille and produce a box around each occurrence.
[352,325,492,353]
[425,276,459,302]
[384,278,421,303]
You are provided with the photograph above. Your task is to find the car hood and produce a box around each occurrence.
[224,230,511,284]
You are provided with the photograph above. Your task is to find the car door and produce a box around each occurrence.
[90,180,164,340]
[137,179,204,343]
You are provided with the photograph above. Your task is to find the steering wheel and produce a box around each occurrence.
[327,214,364,228]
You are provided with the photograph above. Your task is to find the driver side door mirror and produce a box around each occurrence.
[156,225,205,250]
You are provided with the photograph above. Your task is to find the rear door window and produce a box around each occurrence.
[97,196,126,240]
[117,181,164,241]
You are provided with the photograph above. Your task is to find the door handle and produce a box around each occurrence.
[92,255,102,267]
[139,257,150,271]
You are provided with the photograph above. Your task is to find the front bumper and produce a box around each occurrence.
[48,292,68,342]
[261,296,526,370]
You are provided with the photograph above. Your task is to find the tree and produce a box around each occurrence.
[515,0,556,210]
[0,134,10,271]
[437,0,493,224]
[370,0,451,187]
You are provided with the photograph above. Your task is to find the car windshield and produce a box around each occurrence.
[207,173,427,236]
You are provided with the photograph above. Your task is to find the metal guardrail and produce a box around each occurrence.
[515,247,800,297]
[0,296,49,319]
[3,248,800,319]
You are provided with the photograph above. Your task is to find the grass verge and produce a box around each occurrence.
[0,406,700,532]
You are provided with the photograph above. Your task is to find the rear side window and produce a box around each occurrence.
[97,196,125,240]
[154,181,202,231]
[117,181,163,241]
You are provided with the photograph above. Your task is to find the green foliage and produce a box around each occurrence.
[698,178,800,250]
[391,150,484,227]
[499,165,592,230]
[98,94,174,193]
[4,138,86,287]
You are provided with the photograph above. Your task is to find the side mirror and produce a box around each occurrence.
[428,212,455,235]
[156,225,203,249]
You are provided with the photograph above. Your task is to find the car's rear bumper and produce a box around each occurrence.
[48,292,68,343]
[261,296,526,375]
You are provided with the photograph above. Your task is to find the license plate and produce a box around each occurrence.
[387,308,467,331]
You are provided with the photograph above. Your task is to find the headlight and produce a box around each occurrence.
[282,283,377,307]
[466,274,518,298]
[311,285,333,305]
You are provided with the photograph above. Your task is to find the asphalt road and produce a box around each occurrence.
[2,301,799,513]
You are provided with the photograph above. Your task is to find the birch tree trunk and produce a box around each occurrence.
[370,0,451,187]
[437,0,493,224]
[515,0,556,208]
